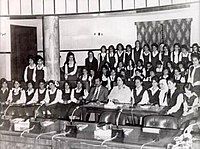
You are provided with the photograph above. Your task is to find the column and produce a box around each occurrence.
[43,16,60,81]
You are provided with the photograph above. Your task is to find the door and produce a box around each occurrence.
[11,25,37,81]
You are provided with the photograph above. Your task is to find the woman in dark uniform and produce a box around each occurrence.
[85,51,98,73]
[151,43,161,67]
[125,44,133,67]
[107,45,118,69]
[0,78,10,113]
[36,56,47,83]
[161,44,171,68]
[141,44,151,67]
[25,80,35,104]
[24,55,36,82]
[64,52,78,86]
[116,43,127,66]
[98,45,107,71]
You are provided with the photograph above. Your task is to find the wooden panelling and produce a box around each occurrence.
[100,0,111,11]
[55,0,66,14]
[89,0,99,12]
[21,0,32,15]
[33,0,43,14]
[9,0,20,15]
[66,0,77,13]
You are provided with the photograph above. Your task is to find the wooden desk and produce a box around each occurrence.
[82,103,163,122]
[0,121,181,149]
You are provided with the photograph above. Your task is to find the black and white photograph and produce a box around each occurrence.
[0,0,200,148]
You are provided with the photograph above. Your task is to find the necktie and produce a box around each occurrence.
[93,87,99,101]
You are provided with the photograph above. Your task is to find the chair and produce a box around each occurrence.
[143,115,178,129]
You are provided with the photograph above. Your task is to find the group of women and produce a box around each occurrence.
[0,41,199,126]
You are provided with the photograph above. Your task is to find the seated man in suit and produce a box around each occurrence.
[86,76,108,104]
[84,76,109,122]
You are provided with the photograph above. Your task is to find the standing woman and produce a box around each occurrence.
[101,65,111,91]
[64,52,78,84]
[125,44,133,67]
[36,56,47,83]
[85,51,98,73]
[191,43,200,58]
[187,54,200,98]
[107,45,118,69]
[141,44,151,67]
[98,45,107,71]
[7,80,26,104]
[151,43,161,67]
[24,56,36,82]
[161,44,171,68]
[132,40,143,64]
[126,59,135,81]
[179,45,191,68]
[79,67,91,91]
[171,43,181,66]
[116,43,127,66]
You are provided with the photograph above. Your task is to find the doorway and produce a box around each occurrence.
[11,25,37,81]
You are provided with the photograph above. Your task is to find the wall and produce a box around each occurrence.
[0,18,42,80]
[0,2,199,79]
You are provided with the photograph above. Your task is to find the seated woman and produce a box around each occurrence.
[0,78,10,103]
[126,59,135,81]
[132,76,148,105]
[41,80,63,118]
[108,75,132,104]
[7,80,26,104]
[79,67,91,91]
[101,65,111,91]
[27,80,47,105]
[159,79,168,107]
[162,77,184,118]
[147,76,160,105]
[179,83,199,128]
[61,81,72,104]
[25,80,35,104]
[66,80,88,120]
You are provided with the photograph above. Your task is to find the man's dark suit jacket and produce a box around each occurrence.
[86,85,108,103]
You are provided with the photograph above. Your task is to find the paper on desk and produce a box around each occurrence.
[94,128,112,140]
[77,124,88,131]
[122,128,133,136]
[104,102,118,109]
[41,120,54,127]
[11,118,25,123]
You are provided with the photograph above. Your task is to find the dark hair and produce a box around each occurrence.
[116,43,124,51]
[63,81,71,90]
[184,83,193,91]
[36,55,44,62]
[0,78,7,85]
[134,76,143,82]
[151,76,159,83]
[94,75,102,82]
[117,75,126,85]
[167,77,176,84]
[181,44,189,51]
[88,51,94,57]
[27,80,35,88]
[151,43,158,48]
[136,59,144,66]
[192,43,199,50]
[191,53,200,60]
[143,43,150,50]
[65,52,76,65]
[27,55,35,63]
[48,80,55,85]
[13,80,21,86]
[156,60,162,65]
[108,45,115,53]
[135,40,141,46]
[100,45,107,52]
[173,43,181,48]
[126,44,132,51]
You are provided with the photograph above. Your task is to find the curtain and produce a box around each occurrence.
[135,18,192,48]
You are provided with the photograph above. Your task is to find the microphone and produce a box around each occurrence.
[65,106,81,138]
[111,108,124,142]
[116,108,123,128]
[70,106,80,124]
[34,103,44,119]
[2,104,12,119]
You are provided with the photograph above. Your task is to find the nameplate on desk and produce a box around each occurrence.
[14,121,30,132]
[142,127,160,134]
